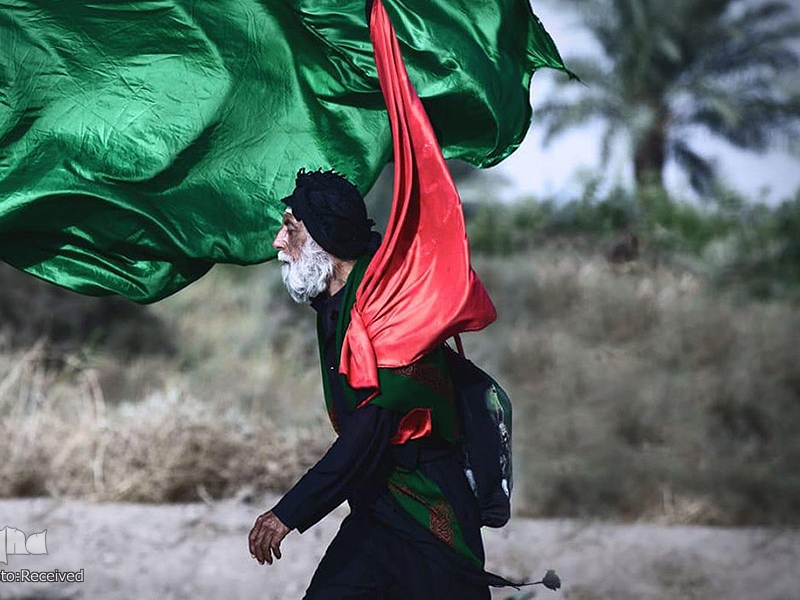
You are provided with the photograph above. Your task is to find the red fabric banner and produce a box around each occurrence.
[338,0,497,392]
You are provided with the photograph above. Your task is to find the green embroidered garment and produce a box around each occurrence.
[0,0,570,302]
[318,254,480,566]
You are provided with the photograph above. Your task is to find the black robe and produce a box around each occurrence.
[271,287,496,599]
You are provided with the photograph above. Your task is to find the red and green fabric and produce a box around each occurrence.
[339,0,499,393]
[318,252,480,567]
[0,0,571,302]
[319,254,459,444]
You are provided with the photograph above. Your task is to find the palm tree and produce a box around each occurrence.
[535,0,800,198]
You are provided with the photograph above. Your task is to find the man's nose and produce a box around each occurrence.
[272,227,286,251]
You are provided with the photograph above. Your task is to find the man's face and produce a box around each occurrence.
[272,210,309,261]
[272,209,334,303]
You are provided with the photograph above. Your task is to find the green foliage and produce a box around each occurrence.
[548,179,637,234]
[465,184,699,252]
[465,180,638,256]
[711,189,800,298]
[467,175,800,300]
[638,184,741,254]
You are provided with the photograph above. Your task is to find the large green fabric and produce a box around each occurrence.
[0,0,570,302]
[318,253,478,565]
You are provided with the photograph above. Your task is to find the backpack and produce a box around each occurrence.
[443,341,513,528]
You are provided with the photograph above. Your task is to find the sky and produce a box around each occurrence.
[487,2,800,206]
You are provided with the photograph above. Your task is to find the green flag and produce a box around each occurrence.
[0,0,570,302]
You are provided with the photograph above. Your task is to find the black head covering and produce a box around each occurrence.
[281,169,381,259]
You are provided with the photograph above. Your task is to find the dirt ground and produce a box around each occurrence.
[1,495,798,600]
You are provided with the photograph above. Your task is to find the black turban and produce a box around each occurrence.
[281,169,382,260]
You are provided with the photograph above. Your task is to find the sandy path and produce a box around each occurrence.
[1,496,797,600]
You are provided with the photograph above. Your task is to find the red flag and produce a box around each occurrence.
[339,0,497,392]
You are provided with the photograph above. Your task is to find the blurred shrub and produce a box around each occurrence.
[710,190,800,299]
[0,262,174,356]
[466,180,638,256]
[467,180,800,302]
[467,250,800,525]
[639,184,740,256]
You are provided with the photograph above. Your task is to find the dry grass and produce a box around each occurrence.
[0,331,331,502]
[2,242,799,523]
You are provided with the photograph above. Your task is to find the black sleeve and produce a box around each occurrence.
[271,403,400,533]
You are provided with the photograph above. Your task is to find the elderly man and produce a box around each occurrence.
[248,169,503,599]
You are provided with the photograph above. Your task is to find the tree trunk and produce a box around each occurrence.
[633,104,670,221]
[634,113,667,190]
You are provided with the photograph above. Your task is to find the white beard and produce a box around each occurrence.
[279,236,334,304]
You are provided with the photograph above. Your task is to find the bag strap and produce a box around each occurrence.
[453,333,466,358]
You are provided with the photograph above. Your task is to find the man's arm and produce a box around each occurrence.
[248,403,400,565]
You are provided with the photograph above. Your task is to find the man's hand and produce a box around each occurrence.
[248,510,291,565]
